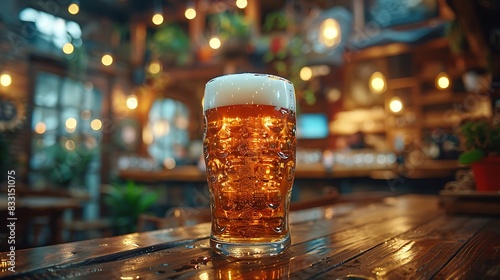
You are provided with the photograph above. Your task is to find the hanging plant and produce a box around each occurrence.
[209,12,252,58]
[149,23,192,66]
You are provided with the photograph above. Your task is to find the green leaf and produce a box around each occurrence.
[459,149,485,164]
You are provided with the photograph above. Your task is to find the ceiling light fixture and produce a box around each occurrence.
[68,1,80,15]
[185,2,197,20]
[319,18,341,48]
[435,72,451,90]
[62,42,74,54]
[209,36,222,49]
[0,73,12,87]
[152,13,164,25]
[369,71,387,94]
[236,0,248,9]
[389,97,403,113]
[101,53,113,66]
[152,0,164,25]
[126,94,138,110]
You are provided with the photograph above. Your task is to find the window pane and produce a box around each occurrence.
[82,88,102,111]
[34,73,60,107]
[147,98,190,165]
[61,79,83,108]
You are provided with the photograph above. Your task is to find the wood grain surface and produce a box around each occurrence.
[1,194,499,279]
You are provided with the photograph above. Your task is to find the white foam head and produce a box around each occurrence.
[204,73,296,112]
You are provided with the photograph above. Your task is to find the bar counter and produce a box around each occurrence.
[119,160,463,183]
[2,194,499,279]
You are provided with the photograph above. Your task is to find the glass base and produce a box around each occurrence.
[210,234,291,258]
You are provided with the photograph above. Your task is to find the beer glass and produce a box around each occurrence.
[203,73,296,258]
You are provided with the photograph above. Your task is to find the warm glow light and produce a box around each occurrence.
[62,42,74,54]
[153,120,170,137]
[143,125,154,145]
[0,73,12,87]
[236,0,248,9]
[175,116,189,130]
[126,95,138,110]
[90,119,102,131]
[163,157,176,169]
[369,71,387,94]
[147,60,162,74]
[319,18,341,47]
[65,139,76,150]
[101,54,113,66]
[389,97,403,113]
[152,13,164,25]
[66,117,77,129]
[35,122,46,134]
[209,36,221,49]
[300,66,313,81]
[185,8,196,20]
[68,3,79,15]
[435,72,451,90]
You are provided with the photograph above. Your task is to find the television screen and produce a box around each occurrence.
[296,114,329,139]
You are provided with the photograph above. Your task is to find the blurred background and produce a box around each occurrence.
[0,0,499,249]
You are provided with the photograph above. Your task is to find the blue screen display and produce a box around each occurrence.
[297,114,329,139]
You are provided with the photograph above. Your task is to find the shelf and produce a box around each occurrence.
[388,77,418,89]
[421,91,468,105]
[346,37,449,63]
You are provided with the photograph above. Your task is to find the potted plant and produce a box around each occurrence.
[458,117,500,191]
[104,181,158,234]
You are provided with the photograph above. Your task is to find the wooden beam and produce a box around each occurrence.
[189,0,206,50]
[130,17,147,68]
[245,0,261,36]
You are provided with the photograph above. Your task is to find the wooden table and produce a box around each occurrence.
[0,196,82,247]
[2,194,499,279]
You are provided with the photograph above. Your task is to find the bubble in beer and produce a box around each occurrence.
[206,159,220,182]
[270,217,284,233]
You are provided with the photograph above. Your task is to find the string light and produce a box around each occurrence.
[68,2,79,15]
[319,18,341,47]
[152,13,164,25]
[101,53,113,66]
[236,0,248,9]
[0,73,12,87]
[126,95,138,110]
[152,0,164,25]
[185,8,196,20]
[147,59,162,74]
[435,72,451,90]
[62,42,74,54]
[209,36,221,49]
[34,122,46,134]
[66,117,77,130]
[90,119,102,131]
[389,97,403,113]
[143,125,154,145]
[300,67,312,81]
[369,71,387,94]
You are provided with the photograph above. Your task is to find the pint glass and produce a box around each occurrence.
[203,73,296,258]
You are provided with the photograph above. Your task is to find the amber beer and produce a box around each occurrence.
[203,73,296,258]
